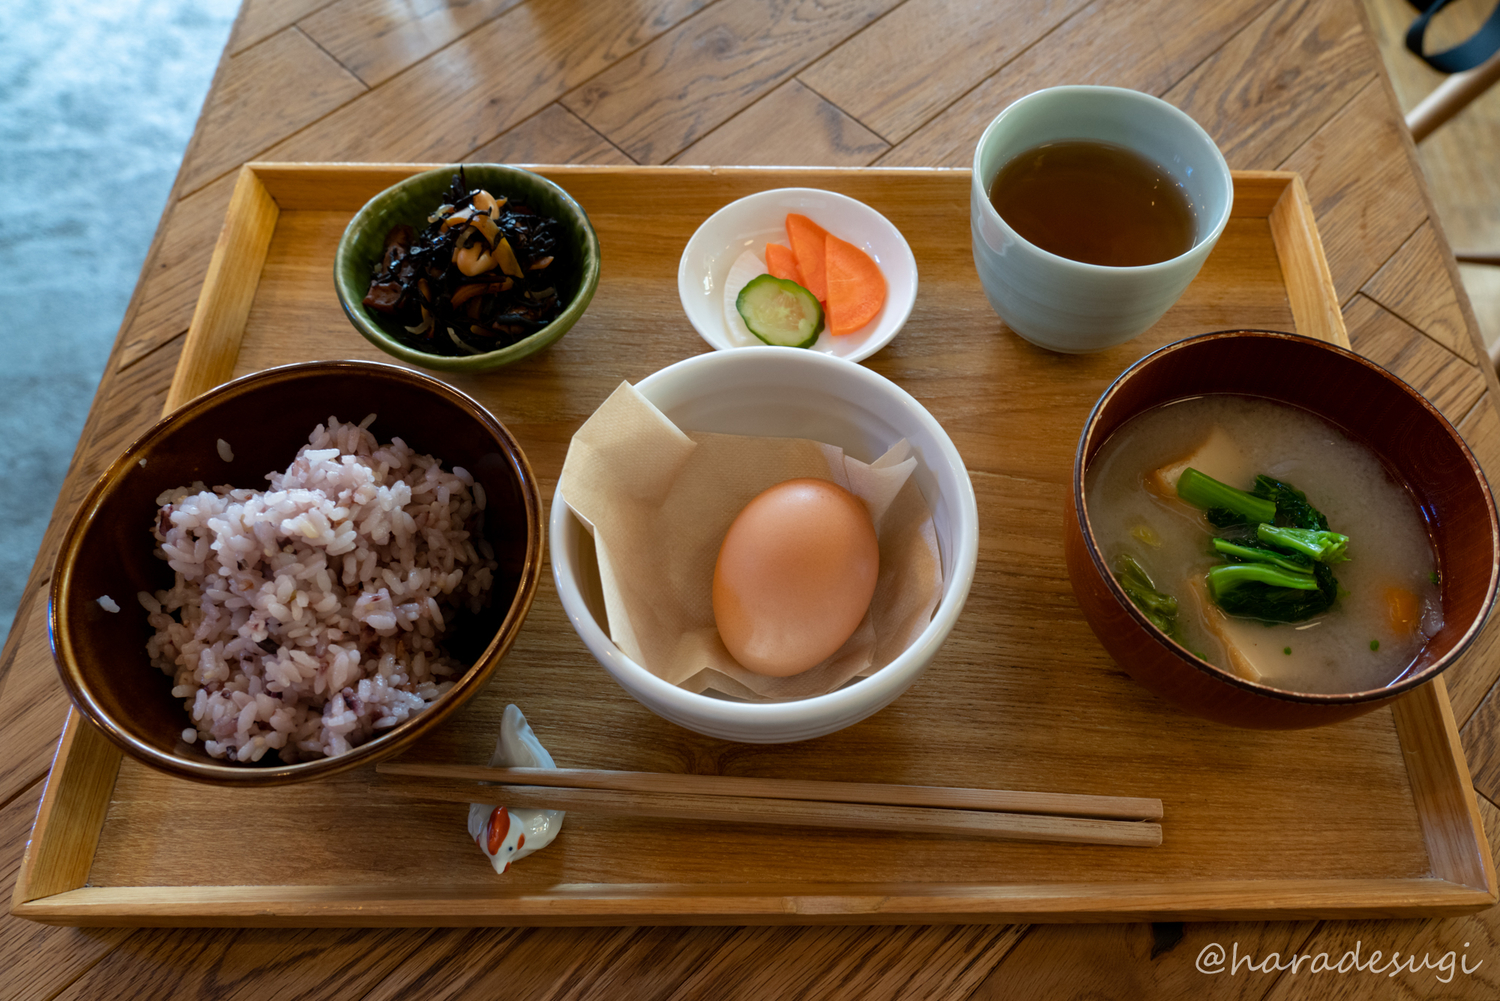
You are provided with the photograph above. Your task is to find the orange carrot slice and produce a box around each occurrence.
[785,214,829,302]
[764,243,804,287]
[1384,586,1420,634]
[824,234,886,336]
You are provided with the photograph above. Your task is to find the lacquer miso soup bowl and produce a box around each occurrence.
[49,361,544,784]
[1065,330,1499,729]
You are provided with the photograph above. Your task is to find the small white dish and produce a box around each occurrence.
[677,187,918,364]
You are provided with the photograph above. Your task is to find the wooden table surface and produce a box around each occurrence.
[6,0,1500,997]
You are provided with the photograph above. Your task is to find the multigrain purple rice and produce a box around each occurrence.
[143,415,496,763]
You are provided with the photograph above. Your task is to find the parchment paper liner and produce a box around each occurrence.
[559,382,942,701]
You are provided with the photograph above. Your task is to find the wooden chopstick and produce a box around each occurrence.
[376,763,1162,820]
[373,764,1163,848]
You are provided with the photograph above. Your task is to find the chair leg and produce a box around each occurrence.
[1406,47,1500,142]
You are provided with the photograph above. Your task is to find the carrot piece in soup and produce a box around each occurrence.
[824,234,887,336]
[764,242,804,286]
[1384,586,1421,634]
[785,213,830,302]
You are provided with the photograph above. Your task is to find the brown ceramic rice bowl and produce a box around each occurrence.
[50,360,543,785]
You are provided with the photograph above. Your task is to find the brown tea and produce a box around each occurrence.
[988,140,1196,267]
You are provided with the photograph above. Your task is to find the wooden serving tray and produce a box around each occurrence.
[13,164,1496,926]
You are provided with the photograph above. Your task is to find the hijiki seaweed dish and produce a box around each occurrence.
[362,169,571,356]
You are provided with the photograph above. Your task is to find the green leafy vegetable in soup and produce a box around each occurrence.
[1175,467,1275,526]
[1113,554,1184,642]
[1252,475,1328,530]
[1175,467,1350,623]
[1210,537,1313,573]
[1206,559,1339,622]
[1255,523,1349,564]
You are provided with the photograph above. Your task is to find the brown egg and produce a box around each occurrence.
[712,478,879,677]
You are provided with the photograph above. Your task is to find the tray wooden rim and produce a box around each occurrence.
[12,163,1497,926]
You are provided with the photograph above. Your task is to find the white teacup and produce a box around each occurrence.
[971,86,1233,353]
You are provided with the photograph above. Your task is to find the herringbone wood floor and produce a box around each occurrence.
[6,0,1500,998]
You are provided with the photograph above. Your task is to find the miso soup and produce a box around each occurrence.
[1084,395,1440,694]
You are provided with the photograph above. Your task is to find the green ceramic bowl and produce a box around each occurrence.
[334,164,600,373]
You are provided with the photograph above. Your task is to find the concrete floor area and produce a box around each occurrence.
[0,0,237,647]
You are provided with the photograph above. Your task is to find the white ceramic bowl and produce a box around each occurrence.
[551,348,977,743]
[677,188,918,364]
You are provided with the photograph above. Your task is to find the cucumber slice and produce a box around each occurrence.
[734,274,824,348]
